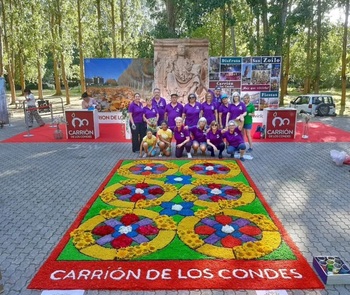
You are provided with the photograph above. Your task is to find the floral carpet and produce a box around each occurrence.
[28,160,324,291]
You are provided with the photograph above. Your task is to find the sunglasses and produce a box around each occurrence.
[189,96,196,99]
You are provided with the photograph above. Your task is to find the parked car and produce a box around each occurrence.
[289,94,336,116]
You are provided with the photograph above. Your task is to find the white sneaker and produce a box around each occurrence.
[158,153,163,157]
[187,153,192,159]
[142,154,147,158]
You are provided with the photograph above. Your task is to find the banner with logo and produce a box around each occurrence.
[65,110,100,139]
[209,56,282,122]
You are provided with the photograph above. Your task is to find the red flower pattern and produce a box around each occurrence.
[192,188,207,195]
[215,215,233,225]
[111,235,133,249]
[136,183,149,189]
[217,166,229,171]
[130,194,146,202]
[137,225,159,235]
[205,171,216,175]
[225,189,241,196]
[92,225,115,236]
[195,225,216,235]
[120,213,140,226]
[190,166,202,171]
[148,187,164,195]
[221,236,242,248]
[114,187,132,195]
[208,183,221,189]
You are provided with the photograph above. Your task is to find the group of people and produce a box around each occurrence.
[128,87,255,161]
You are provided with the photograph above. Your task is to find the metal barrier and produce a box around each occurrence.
[22,97,65,135]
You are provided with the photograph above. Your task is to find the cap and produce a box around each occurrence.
[221,93,228,99]
[215,86,222,91]
[170,93,178,97]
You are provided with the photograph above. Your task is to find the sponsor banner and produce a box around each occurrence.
[264,109,297,139]
[65,110,100,139]
[98,112,125,124]
[209,56,282,122]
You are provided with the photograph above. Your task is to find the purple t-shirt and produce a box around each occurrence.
[183,102,201,127]
[173,126,190,145]
[208,89,222,107]
[165,103,183,128]
[143,105,158,119]
[201,102,217,125]
[228,102,246,121]
[223,128,244,147]
[218,103,230,127]
[190,126,207,143]
[206,129,224,147]
[152,97,166,123]
[128,101,144,123]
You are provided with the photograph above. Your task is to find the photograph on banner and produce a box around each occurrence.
[84,58,154,113]
[209,56,282,122]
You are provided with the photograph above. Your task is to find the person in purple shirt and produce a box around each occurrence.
[143,97,159,134]
[173,117,192,158]
[218,93,230,129]
[164,93,183,129]
[206,121,225,159]
[183,93,201,128]
[223,120,246,161]
[206,85,222,107]
[128,93,146,152]
[226,92,247,126]
[151,88,166,125]
[189,117,207,156]
[201,92,217,126]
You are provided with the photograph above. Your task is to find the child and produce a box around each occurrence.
[140,128,157,158]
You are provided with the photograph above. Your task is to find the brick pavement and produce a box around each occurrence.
[1,116,350,295]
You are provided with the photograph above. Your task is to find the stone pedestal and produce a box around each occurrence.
[154,39,209,103]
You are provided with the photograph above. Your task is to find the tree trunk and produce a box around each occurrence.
[61,54,70,104]
[165,0,176,36]
[304,22,312,94]
[50,13,62,95]
[275,0,288,56]
[111,0,117,58]
[314,0,322,93]
[256,13,260,55]
[0,0,16,104]
[261,0,269,55]
[227,4,237,56]
[340,0,349,115]
[96,0,103,57]
[19,52,26,94]
[221,6,226,56]
[0,24,3,77]
[37,59,43,99]
[78,0,86,93]
[281,33,291,105]
[119,0,125,57]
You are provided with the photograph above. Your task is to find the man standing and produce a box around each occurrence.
[164,93,183,129]
[151,88,167,125]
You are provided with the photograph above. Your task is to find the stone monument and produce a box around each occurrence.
[154,39,209,103]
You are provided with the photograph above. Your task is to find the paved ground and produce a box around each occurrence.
[1,110,350,295]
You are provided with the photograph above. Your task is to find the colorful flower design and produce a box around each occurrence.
[179,180,255,209]
[178,209,281,260]
[99,179,177,208]
[160,202,194,216]
[179,160,240,179]
[194,214,262,248]
[92,213,160,249]
[118,160,178,179]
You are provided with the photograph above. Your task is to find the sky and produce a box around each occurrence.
[84,58,133,80]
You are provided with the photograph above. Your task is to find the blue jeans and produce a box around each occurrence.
[227,143,246,155]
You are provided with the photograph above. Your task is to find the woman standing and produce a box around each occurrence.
[183,93,201,128]
[218,93,230,129]
[143,97,159,135]
[243,93,255,152]
[23,88,45,127]
[128,93,146,153]
[226,92,246,126]
[206,121,225,159]
[173,117,192,158]
[201,92,217,126]
[190,117,207,156]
